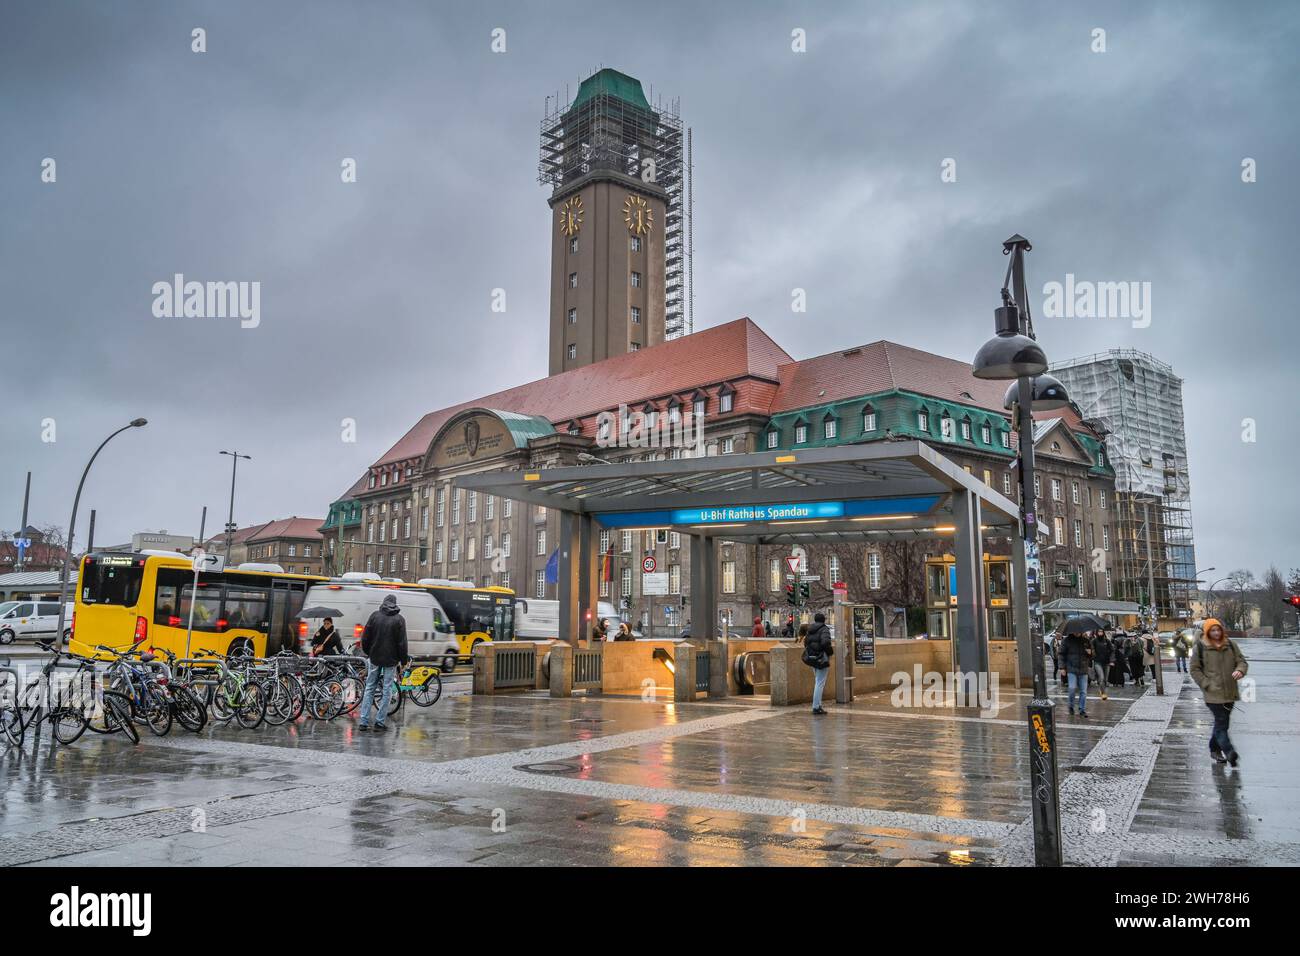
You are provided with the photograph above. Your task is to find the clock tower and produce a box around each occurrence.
[540,69,679,375]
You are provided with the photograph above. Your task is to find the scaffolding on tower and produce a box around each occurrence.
[539,72,690,338]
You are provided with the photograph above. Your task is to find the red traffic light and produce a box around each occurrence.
[1289,594,1300,608]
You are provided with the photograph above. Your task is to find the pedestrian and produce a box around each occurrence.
[678,621,691,640]
[1058,628,1093,717]
[1174,632,1190,672]
[591,617,609,643]
[763,619,773,638]
[1126,634,1145,687]
[781,615,795,639]
[358,593,408,734]
[614,621,634,641]
[795,622,809,644]
[1091,630,1112,701]
[1189,618,1248,766]
[1053,632,1068,686]
[1108,630,1129,687]
[1142,631,1159,682]
[310,617,344,657]
[801,612,833,715]
[751,616,765,638]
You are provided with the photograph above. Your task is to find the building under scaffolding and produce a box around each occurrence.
[539,69,689,338]
[1051,350,1198,625]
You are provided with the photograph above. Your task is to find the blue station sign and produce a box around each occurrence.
[597,495,943,529]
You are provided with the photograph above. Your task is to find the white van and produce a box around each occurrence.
[297,583,461,671]
[514,598,620,641]
[0,600,66,645]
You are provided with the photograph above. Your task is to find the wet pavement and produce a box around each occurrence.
[2,640,1297,867]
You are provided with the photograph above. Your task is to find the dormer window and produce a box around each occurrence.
[794,420,808,444]
[667,398,682,424]
[766,429,780,449]
[1000,431,1011,449]
[940,414,955,441]
[917,410,929,432]
[960,418,972,441]
[862,405,876,432]
[981,423,992,444]
[718,383,735,414]
[692,393,706,420]
[597,417,613,444]
[823,413,837,440]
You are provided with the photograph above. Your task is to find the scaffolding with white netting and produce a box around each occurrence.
[539,72,689,338]
[1051,350,1198,624]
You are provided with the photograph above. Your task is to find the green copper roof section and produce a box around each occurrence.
[488,409,557,448]
[320,498,362,531]
[570,68,652,112]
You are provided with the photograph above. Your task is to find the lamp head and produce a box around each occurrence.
[1002,374,1070,411]
[130,418,147,428]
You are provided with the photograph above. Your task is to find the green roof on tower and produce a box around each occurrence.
[570,68,652,112]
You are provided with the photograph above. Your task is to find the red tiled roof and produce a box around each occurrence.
[248,517,324,542]
[371,318,792,466]
[205,522,269,548]
[769,341,1010,415]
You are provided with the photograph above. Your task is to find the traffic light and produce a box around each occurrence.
[1288,594,1300,610]
[785,582,798,606]
[800,581,811,601]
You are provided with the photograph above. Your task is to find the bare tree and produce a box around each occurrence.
[1215,568,1257,633]
[1261,566,1287,636]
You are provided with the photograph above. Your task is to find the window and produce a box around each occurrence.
[669,564,681,594]
[420,507,429,533]
[380,472,388,487]
[767,430,779,449]
[981,424,992,444]
[1000,431,1011,448]
[450,539,460,562]
[621,566,632,599]
[1073,519,1082,547]
[1071,481,1080,505]
[721,561,736,593]
[631,306,641,324]
[1105,572,1113,598]
[569,237,578,254]
[918,410,929,431]
[795,423,807,443]
[828,556,841,586]
[630,236,641,252]
[567,308,577,325]
[722,437,734,454]
[823,417,837,440]
[402,552,410,572]
[568,272,578,288]
[629,342,640,352]
[1003,472,1012,496]
[378,522,386,543]
[960,420,972,440]
[720,392,734,413]
[1051,478,1062,501]
[368,474,376,489]
[1099,490,1107,509]
[435,541,444,563]
[693,397,706,419]
[669,531,680,549]
[983,469,992,486]
[1102,526,1110,551]
[1077,564,1086,597]
[504,499,512,518]
[436,487,445,528]
[467,491,477,523]
[769,558,781,591]
[451,488,461,524]
[863,407,876,432]
[630,271,641,287]
[868,553,882,589]
[568,343,577,360]
[940,415,954,441]
[1054,517,1065,546]
[485,495,494,520]
[288,544,297,557]
[535,570,546,599]
[501,532,511,557]
[535,529,546,556]
[621,531,632,553]
[599,530,610,554]
[1034,476,1042,497]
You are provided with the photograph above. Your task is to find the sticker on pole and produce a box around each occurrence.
[641,555,657,573]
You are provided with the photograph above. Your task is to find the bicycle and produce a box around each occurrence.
[195,648,267,729]
[150,648,208,733]
[399,662,443,708]
[99,644,173,737]
[0,641,137,746]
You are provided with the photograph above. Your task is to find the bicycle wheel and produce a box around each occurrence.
[211,678,238,722]
[51,706,88,745]
[340,676,363,714]
[171,686,207,733]
[101,691,140,744]
[234,681,266,730]
[261,678,292,726]
[387,686,404,717]
[0,706,22,747]
[410,672,442,707]
[286,676,306,721]
[308,679,344,720]
[143,691,172,736]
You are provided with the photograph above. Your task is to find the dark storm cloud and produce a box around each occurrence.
[1,0,1296,577]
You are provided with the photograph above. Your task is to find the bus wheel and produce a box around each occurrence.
[229,638,254,658]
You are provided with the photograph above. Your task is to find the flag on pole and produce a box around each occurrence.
[544,547,559,585]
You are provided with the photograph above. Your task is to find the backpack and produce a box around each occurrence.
[801,646,829,668]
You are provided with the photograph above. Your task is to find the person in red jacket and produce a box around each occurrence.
[751,616,765,637]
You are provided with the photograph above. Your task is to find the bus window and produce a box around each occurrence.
[154,569,186,626]
[495,603,515,641]
[181,582,224,631]
[82,558,144,606]
[225,586,270,630]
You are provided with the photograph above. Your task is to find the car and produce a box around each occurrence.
[0,600,64,645]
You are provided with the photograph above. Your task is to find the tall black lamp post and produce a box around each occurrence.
[219,450,251,560]
[972,234,1069,867]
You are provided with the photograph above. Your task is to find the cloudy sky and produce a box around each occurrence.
[2,0,1296,580]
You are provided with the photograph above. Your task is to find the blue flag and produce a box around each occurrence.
[544,547,559,584]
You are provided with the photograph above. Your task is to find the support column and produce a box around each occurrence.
[558,510,580,647]
[578,514,599,644]
[952,488,990,677]
[688,534,716,641]
[1011,532,1034,688]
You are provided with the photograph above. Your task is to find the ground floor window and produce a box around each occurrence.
[721,561,736,593]
[534,570,545,598]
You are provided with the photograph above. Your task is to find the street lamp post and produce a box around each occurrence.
[219,451,251,561]
[973,234,1067,867]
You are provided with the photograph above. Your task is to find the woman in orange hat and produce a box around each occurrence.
[1189,619,1248,766]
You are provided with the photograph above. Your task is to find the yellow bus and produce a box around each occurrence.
[69,551,325,659]
[404,581,516,656]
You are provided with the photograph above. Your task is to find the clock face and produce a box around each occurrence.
[623,195,653,236]
[558,196,583,237]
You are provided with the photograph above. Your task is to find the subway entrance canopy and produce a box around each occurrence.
[455,441,1028,676]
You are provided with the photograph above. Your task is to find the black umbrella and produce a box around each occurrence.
[298,606,343,619]
[1061,614,1107,635]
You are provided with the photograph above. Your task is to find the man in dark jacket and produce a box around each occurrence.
[1125,635,1145,687]
[803,612,834,715]
[1058,628,1093,717]
[358,593,408,733]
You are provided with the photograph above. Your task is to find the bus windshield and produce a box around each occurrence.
[81,557,145,606]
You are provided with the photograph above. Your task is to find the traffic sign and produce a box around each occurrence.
[641,555,657,573]
[786,556,801,575]
[192,550,226,573]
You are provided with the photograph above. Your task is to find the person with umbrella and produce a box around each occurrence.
[1059,616,1104,717]
[298,605,344,655]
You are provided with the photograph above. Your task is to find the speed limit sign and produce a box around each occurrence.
[641,555,657,573]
